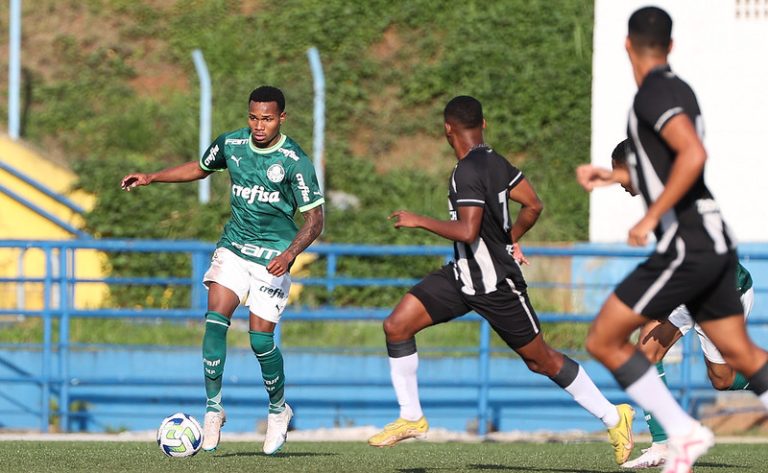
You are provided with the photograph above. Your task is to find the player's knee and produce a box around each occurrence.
[383,316,411,341]
[249,331,275,356]
[525,359,558,377]
[585,331,605,360]
[637,343,664,364]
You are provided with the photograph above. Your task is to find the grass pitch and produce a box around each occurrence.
[1,440,765,473]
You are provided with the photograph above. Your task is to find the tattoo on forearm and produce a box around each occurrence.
[285,206,324,260]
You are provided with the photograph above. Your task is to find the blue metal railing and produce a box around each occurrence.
[0,161,86,215]
[0,239,766,433]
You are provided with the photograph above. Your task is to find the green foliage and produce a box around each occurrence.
[18,1,595,345]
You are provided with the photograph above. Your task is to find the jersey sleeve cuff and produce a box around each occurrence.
[654,106,684,132]
[299,198,325,213]
[508,171,524,189]
[456,198,485,207]
[199,161,224,172]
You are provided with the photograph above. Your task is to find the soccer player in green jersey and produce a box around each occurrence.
[120,86,324,455]
[579,139,757,468]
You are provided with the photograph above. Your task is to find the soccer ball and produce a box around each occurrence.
[157,412,203,458]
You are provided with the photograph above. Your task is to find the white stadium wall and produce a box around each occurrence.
[590,0,768,243]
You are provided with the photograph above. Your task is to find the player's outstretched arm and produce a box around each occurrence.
[120,161,211,191]
[389,206,483,244]
[575,164,630,192]
[508,178,543,244]
[266,205,324,277]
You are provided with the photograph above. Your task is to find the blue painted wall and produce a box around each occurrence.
[0,346,720,434]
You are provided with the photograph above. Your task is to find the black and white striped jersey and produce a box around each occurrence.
[448,145,525,295]
[627,65,735,254]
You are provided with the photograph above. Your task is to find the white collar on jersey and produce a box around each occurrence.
[462,143,489,159]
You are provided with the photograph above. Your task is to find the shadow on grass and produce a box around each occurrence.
[217,452,338,458]
[695,462,741,469]
[468,465,605,473]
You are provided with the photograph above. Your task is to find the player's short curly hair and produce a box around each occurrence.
[444,95,483,129]
[249,86,286,112]
[611,138,632,165]
[628,6,672,52]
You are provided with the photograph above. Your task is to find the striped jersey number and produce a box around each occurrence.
[499,190,510,232]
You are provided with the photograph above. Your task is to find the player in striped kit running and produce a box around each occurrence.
[369,95,635,466]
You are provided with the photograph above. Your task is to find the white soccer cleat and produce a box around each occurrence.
[263,404,293,455]
[661,423,714,473]
[202,409,226,452]
[621,442,668,469]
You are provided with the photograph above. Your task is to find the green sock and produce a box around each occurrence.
[250,331,286,414]
[644,361,669,443]
[203,311,230,413]
[729,372,750,390]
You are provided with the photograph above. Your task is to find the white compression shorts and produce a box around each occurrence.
[667,287,755,364]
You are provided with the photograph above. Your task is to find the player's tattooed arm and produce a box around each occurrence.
[266,205,324,277]
[508,178,543,243]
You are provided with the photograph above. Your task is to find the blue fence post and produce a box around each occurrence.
[477,320,491,436]
[191,250,208,311]
[41,246,53,432]
[326,253,337,304]
[58,246,71,432]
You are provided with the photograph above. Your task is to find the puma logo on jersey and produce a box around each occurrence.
[230,156,242,167]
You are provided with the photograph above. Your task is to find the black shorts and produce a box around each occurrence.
[615,241,743,322]
[408,264,541,349]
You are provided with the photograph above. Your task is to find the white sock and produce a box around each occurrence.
[389,353,423,421]
[564,366,620,428]
[625,366,696,437]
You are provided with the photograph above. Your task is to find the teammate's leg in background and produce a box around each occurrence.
[514,333,634,464]
[698,315,768,408]
[201,283,239,452]
[622,319,682,468]
[696,287,755,391]
[368,294,433,447]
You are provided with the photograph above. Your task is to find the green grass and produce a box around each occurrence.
[0,440,764,473]
[0,317,592,352]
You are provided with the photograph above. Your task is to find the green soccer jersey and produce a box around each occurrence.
[199,128,324,266]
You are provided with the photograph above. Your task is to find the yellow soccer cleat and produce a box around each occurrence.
[368,417,429,447]
[608,404,635,464]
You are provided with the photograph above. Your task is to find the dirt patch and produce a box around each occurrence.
[370,25,402,62]
[374,132,450,175]
[239,0,266,16]
[127,39,190,96]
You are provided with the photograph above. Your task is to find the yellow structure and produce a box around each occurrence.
[0,135,106,310]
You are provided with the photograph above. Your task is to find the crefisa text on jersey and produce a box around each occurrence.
[295,173,310,203]
[231,183,280,204]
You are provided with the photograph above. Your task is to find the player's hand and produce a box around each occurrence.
[512,243,529,265]
[628,214,658,247]
[120,173,151,191]
[575,164,614,192]
[267,253,293,277]
[389,210,421,229]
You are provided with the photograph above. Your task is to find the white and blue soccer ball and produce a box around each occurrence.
[157,412,203,458]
